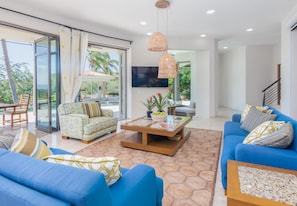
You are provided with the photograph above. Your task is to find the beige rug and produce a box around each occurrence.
[76,128,222,206]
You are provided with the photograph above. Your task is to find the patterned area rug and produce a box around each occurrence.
[76,128,222,206]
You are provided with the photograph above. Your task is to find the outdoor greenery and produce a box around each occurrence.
[168,64,191,100]
[0,61,33,103]
[85,51,119,97]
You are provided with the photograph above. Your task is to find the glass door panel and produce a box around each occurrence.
[35,36,59,132]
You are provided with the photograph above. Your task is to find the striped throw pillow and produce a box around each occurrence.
[83,102,102,117]
[10,128,52,159]
[240,106,277,132]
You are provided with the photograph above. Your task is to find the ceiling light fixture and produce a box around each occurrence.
[246,28,254,32]
[206,10,216,14]
[158,53,177,78]
[140,21,147,25]
[156,0,177,78]
[147,0,169,51]
[200,34,207,37]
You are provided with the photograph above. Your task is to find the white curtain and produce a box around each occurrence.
[60,27,88,103]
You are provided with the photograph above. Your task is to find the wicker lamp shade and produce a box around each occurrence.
[158,53,177,78]
[148,32,168,52]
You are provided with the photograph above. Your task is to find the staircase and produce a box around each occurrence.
[262,78,281,107]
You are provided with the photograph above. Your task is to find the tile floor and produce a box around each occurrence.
[0,107,239,206]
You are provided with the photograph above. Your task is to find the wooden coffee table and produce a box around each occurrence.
[227,160,297,206]
[120,115,191,156]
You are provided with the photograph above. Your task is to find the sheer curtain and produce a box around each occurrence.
[60,27,88,103]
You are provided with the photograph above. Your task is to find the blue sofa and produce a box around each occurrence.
[220,107,297,190]
[0,148,163,206]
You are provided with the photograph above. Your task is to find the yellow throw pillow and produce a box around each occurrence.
[10,128,52,159]
[83,102,102,117]
[240,104,271,123]
[44,155,121,186]
[243,121,285,144]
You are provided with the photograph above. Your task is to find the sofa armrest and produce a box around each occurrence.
[59,114,89,138]
[110,164,163,206]
[232,114,241,122]
[101,109,114,117]
[235,143,297,171]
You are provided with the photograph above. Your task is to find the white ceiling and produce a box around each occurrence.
[0,0,297,50]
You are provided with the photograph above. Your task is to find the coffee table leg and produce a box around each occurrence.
[142,132,148,145]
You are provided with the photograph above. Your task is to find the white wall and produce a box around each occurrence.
[246,45,274,106]
[281,3,297,118]
[219,47,246,111]
[219,45,279,111]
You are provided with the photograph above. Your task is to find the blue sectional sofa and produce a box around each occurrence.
[0,148,163,206]
[220,106,297,190]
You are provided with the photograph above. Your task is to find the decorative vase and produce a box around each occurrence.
[147,111,153,119]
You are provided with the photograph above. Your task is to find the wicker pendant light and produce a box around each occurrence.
[148,32,167,51]
[147,0,170,52]
[158,53,177,78]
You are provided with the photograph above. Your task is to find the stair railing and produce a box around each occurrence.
[262,78,281,106]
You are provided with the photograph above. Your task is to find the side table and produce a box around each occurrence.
[227,160,297,206]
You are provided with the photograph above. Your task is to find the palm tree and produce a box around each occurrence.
[89,51,118,75]
[88,51,119,96]
[1,39,18,103]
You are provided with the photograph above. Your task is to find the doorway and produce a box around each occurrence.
[81,44,127,120]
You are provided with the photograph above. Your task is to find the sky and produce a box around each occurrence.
[0,40,34,71]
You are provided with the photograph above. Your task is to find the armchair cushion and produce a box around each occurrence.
[83,102,102,117]
[44,155,121,186]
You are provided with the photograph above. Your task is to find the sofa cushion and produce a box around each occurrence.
[248,122,294,148]
[10,128,52,159]
[240,106,277,132]
[44,154,121,186]
[243,121,286,144]
[83,102,102,118]
[240,104,270,123]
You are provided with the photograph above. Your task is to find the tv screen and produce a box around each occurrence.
[132,66,168,87]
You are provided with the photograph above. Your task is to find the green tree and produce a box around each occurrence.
[0,61,33,103]
[88,51,118,75]
[88,51,119,96]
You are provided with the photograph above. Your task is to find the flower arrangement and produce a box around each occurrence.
[142,96,155,112]
[153,92,167,112]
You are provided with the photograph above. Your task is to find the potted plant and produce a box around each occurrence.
[142,96,155,118]
[151,93,168,122]
[153,92,167,112]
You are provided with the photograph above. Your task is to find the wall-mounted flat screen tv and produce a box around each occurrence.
[132,66,168,87]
